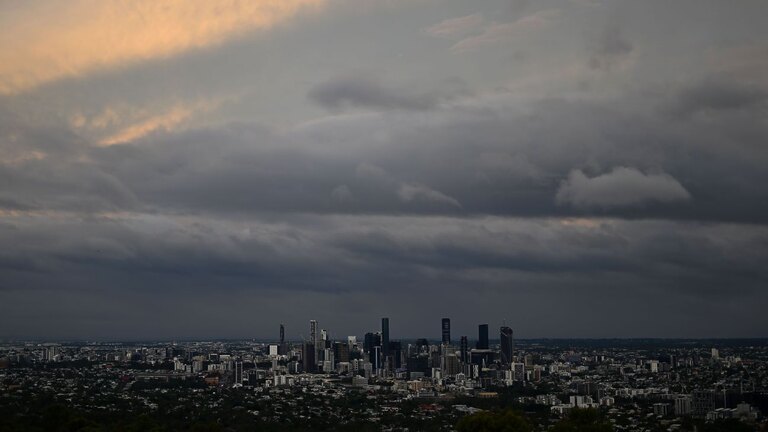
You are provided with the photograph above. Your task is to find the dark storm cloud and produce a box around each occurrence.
[1,213,766,338]
[308,73,468,111]
[674,80,768,115]
[2,0,768,339]
[588,24,633,70]
[2,87,768,222]
[555,167,691,209]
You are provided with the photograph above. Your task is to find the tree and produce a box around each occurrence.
[456,409,534,432]
[551,408,613,432]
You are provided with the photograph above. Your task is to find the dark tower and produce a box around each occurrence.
[279,324,285,344]
[460,336,468,363]
[381,318,390,357]
[441,318,451,345]
[302,342,315,373]
[477,324,489,350]
[365,332,381,364]
[500,326,514,364]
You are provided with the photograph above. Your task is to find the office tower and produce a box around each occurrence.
[333,341,350,363]
[441,318,451,345]
[693,390,716,417]
[364,332,375,353]
[460,336,468,363]
[302,342,315,373]
[280,324,285,344]
[234,361,244,384]
[389,341,402,369]
[310,320,318,346]
[675,396,693,416]
[364,332,381,364]
[381,318,390,357]
[500,326,514,364]
[477,324,489,350]
[443,354,460,376]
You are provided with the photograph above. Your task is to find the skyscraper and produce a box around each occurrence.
[381,317,390,357]
[234,361,244,385]
[500,326,514,364]
[280,324,285,344]
[364,332,376,353]
[441,318,451,345]
[477,324,489,350]
[302,342,315,373]
[460,336,468,363]
[310,320,318,346]
[333,341,350,363]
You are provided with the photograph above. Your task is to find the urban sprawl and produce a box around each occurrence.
[1,319,766,431]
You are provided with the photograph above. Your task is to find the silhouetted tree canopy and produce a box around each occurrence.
[551,409,613,432]
[456,409,534,432]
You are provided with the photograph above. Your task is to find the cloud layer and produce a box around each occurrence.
[2,0,768,338]
[556,167,691,209]
[0,0,323,94]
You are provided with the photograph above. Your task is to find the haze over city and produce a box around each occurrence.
[2,0,768,340]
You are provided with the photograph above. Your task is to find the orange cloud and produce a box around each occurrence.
[0,0,325,94]
[98,101,216,146]
[70,99,220,146]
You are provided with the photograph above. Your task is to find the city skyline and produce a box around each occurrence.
[2,0,768,340]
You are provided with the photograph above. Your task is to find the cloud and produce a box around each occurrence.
[425,13,484,38]
[674,81,768,115]
[355,163,461,209]
[0,0,324,94]
[1,212,767,338]
[450,9,560,52]
[556,167,691,209]
[330,185,353,203]
[3,0,768,339]
[71,99,221,146]
[397,183,461,208]
[308,74,465,111]
[588,25,633,70]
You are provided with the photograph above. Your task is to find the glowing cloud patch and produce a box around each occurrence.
[0,0,325,94]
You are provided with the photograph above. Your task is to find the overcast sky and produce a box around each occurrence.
[2,0,768,340]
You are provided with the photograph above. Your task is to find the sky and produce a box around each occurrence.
[1,0,768,341]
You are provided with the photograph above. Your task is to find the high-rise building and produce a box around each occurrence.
[389,341,402,369]
[279,323,286,355]
[500,326,514,364]
[477,324,489,350]
[443,354,460,376]
[693,390,716,417]
[302,342,315,373]
[364,332,381,365]
[460,336,469,363]
[234,361,244,385]
[441,318,451,345]
[675,396,693,416]
[333,341,350,363]
[310,320,318,346]
[381,318,390,357]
